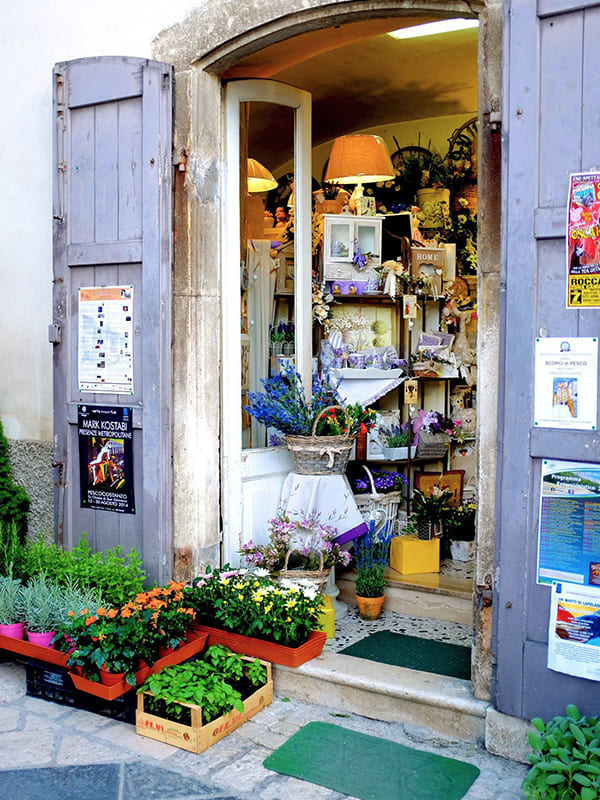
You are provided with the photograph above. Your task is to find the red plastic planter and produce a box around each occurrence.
[0,633,70,667]
[192,625,326,667]
[68,630,209,701]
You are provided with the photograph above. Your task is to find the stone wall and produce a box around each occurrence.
[7,438,54,544]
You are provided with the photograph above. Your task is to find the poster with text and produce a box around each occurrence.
[78,405,135,514]
[548,582,600,681]
[534,337,598,430]
[78,285,134,394]
[538,460,600,586]
[567,172,600,308]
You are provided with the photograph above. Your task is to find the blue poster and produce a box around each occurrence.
[538,460,600,586]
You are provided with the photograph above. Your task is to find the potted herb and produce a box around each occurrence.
[0,571,25,639]
[353,521,393,620]
[136,644,272,754]
[378,422,416,460]
[269,320,295,356]
[21,572,65,647]
[411,486,453,541]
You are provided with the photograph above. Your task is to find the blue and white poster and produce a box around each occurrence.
[548,582,600,680]
[538,460,600,586]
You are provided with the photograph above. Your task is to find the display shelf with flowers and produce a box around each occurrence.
[244,369,376,475]
[186,566,327,666]
[240,513,351,593]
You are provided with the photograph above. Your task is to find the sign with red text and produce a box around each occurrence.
[567,172,600,308]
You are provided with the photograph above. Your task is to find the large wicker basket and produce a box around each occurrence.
[286,406,356,475]
[415,430,450,459]
[278,549,331,594]
[353,465,403,536]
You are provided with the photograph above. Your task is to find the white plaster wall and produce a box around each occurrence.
[0,0,201,442]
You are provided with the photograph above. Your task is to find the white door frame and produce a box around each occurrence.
[221,79,312,564]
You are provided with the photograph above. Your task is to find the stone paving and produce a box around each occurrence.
[0,658,528,800]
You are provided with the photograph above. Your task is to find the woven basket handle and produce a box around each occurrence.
[283,548,324,572]
[311,405,352,438]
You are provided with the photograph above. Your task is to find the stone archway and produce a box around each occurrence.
[153,0,502,702]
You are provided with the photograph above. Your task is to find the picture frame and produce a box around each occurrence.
[414,470,465,507]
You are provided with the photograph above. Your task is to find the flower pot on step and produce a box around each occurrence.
[355,595,385,621]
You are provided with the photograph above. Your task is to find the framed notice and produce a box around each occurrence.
[78,285,134,394]
[78,405,135,514]
[537,460,600,586]
[534,337,597,430]
[567,172,600,308]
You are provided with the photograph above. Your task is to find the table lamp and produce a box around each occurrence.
[324,134,394,214]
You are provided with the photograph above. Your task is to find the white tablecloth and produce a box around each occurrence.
[278,472,368,545]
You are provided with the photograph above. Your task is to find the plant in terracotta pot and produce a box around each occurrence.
[0,571,25,638]
[353,522,393,621]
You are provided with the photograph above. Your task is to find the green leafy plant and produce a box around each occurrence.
[0,571,24,625]
[411,487,453,525]
[0,521,25,577]
[186,566,324,647]
[0,421,30,543]
[523,704,600,800]
[139,645,267,725]
[21,573,65,633]
[354,525,392,599]
[441,502,477,541]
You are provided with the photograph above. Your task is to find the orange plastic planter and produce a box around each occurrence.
[192,625,326,667]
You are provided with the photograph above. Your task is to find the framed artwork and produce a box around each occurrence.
[326,304,395,350]
[414,470,465,507]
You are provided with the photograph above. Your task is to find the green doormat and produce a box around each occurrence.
[340,631,471,680]
[264,722,480,800]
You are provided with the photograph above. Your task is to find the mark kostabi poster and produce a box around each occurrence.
[78,405,135,514]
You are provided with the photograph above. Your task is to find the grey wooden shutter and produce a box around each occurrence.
[498,0,600,719]
[52,56,173,584]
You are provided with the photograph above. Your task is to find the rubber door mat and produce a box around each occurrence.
[340,630,471,679]
[264,721,480,800]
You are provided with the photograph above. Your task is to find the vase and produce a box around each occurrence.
[355,595,385,621]
[417,520,442,541]
[26,630,56,648]
[450,539,475,562]
[0,621,25,639]
[415,187,451,229]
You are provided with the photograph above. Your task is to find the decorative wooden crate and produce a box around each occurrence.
[136,659,273,754]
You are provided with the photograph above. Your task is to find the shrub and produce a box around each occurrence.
[0,421,30,542]
[522,704,600,800]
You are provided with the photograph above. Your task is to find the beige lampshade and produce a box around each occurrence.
[247,158,278,192]
[324,134,394,185]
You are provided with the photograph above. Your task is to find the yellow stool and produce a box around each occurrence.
[318,595,335,638]
[390,535,440,575]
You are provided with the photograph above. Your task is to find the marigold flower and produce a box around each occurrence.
[107,609,118,619]
[85,616,97,626]
[97,607,107,616]
[120,608,132,618]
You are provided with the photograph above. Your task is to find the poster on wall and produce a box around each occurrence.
[78,405,135,514]
[567,172,600,308]
[548,581,600,681]
[537,460,600,586]
[78,286,134,394]
[534,337,598,429]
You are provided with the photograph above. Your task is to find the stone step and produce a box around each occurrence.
[273,648,489,743]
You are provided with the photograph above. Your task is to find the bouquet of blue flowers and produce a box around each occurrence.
[244,369,375,438]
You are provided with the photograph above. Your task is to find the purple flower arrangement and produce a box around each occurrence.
[350,469,408,495]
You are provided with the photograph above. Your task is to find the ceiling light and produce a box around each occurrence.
[388,18,479,40]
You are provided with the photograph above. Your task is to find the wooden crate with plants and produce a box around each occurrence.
[136,644,273,753]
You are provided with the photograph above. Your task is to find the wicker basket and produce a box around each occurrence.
[415,430,450,459]
[278,549,331,594]
[353,465,403,535]
[286,406,355,475]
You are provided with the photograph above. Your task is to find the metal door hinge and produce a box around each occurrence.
[48,323,61,344]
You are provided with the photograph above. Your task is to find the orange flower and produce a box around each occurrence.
[68,610,74,617]
[97,607,107,616]
[107,609,118,619]
[80,608,88,616]
[120,608,132,618]
[85,615,97,626]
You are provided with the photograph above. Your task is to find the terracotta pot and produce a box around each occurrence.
[99,667,126,686]
[355,594,385,621]
[25,630,56,649]
[0,621,25,639]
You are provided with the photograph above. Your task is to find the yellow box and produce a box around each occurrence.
[390,535,440,575]
[318,595,335,639]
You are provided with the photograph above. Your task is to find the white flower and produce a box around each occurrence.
[253,568,270,577]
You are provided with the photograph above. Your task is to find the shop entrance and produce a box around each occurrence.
[221,14,485,684]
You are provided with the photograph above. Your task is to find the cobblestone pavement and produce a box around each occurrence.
[0,660,527,800]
